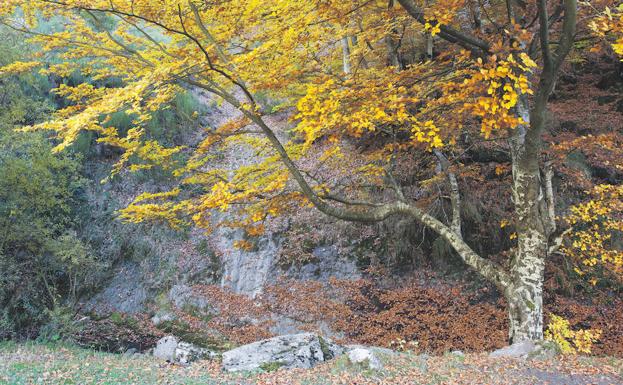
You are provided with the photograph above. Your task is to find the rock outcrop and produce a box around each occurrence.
[168,284,213,313]
[346,346,385,370]
[153,336,217,365]
[489,340,559,360]
[221,333,343,372]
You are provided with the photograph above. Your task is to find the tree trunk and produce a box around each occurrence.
[506,260,545,342]
[425,33,433,60]
[341,37,351,74]
[506,97,550,342]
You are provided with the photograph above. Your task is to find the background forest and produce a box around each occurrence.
[0,1,622,383]
[0,22,208,339]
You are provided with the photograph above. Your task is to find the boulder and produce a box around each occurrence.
[153,335,217,364]
[489,340,559,360]
[175,341,218,365]
[221,333,343,372]
[122,348,138,357]
[153,336,178,362]
[347,347,383,370]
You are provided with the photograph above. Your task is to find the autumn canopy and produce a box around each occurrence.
[0,0,621,344]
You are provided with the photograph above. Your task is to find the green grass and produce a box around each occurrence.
[0,342,232,385]
[1,341,621,385]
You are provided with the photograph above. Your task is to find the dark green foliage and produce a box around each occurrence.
[0,23,209,341]
[0,129,91,338]
[0,26,101,339]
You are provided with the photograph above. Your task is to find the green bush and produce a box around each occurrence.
[0,26,103,339]
[0,130,92,338]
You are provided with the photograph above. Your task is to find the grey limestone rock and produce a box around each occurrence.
[489,340,559,360]
[221,333,343,372]
[153,335,217,364]
[346,347,384,370]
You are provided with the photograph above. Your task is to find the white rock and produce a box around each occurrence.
[346,345,395,356]
[489,340,558,359]
[221,333,343,372]
[175,342,218,365]
[153,336,216,364]
[347,347,383,370]
[153,336,179,362]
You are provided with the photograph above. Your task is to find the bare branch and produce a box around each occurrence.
[548,227,572,255]
[434,149,462,237]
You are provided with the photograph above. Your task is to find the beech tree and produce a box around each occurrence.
[1,0,620,343]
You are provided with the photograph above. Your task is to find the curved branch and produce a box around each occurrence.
[413,207,511,291]
[195,82,511,290]
[396,0,490,54]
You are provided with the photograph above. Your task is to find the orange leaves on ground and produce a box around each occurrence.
[167,278,623,357]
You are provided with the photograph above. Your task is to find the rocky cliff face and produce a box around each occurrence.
[83,93,363,314]
[86,226,362,313]
[217,226,280,296]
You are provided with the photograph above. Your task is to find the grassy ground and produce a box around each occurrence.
[0,342,622,385]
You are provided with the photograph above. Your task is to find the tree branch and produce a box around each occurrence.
[553,0,577,70]
[434,149,462,237]
[537,0,553,71]
[396,0,490,54]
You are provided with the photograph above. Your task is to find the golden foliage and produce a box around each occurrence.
[0,61,39,77]
[0,0,547,233]
[590,4,623,56]
[564,185,623,281]
[545,314,602,354]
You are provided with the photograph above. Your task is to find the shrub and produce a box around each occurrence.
[545,313,602,354]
